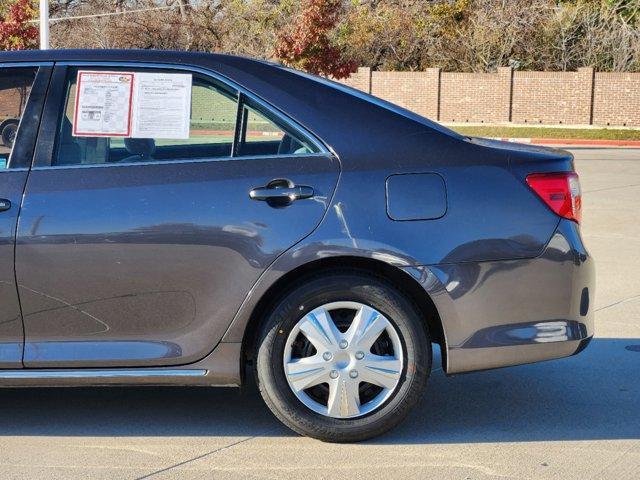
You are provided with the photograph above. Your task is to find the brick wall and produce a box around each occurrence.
[593,73,640,127]
[340,67,640,127]
[512,68,593,125]
[0,89,24,120]
[440,68,512,123]
[371,69,440,119]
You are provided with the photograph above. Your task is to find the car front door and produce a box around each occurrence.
[0,64,51,368]
[15,63,339,368]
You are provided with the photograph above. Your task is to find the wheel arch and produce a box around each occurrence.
[240,256,447,373]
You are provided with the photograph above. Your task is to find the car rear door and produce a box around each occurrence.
[0,63,51,368]
[15,63,339,368]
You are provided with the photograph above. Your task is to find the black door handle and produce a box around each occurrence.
[0,199,11,212]
[249,179,314,203]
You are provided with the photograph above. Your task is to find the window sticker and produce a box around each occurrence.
[72,71,192,140]
[131,72,192,140]
[72,71,134,137]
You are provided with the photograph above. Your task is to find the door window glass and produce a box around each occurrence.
[237,101,320,157]
[53,68,238,166]
[0,68,38,168]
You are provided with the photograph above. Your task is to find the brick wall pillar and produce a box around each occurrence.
[337,67,372,93]
[498,67,514,122]
[426,67,441,120]
[362,67,372,94]
[579,67,595,125]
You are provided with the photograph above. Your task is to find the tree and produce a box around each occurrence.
[0,0,39,51]
[43,0,640,73]
[275,0,356,79]
[607,0,639,24]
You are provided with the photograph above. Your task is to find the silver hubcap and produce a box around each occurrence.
[283,301,404,419]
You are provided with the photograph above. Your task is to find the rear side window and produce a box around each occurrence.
[53,68,239,166]
[237,100,320,157]
[0,67,38,168]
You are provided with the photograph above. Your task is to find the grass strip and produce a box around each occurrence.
[449,126,640,141]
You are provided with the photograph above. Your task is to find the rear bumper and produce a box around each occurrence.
[404,219,594,374]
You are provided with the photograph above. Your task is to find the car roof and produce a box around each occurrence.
[0,49,462,162]
[0,48,243,64]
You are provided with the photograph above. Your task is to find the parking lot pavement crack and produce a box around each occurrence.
[133,436,255,480]
[595,293,640,312]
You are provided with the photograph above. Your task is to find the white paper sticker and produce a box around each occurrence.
[72,71,134,137]
[131,72,192,140]
[72,71,192,140]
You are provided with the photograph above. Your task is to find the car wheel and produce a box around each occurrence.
[255,271,431,442]
[1,122,18,148]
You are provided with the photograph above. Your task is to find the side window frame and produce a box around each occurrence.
[0,63,52,170]
[33,62,329,169]
[233,94,321,157]
[33,65,69,168]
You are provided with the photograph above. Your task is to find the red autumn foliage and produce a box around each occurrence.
[275,0,356,79]
[0,0,39,51]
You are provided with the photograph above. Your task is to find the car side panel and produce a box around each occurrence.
[16,155,339,367]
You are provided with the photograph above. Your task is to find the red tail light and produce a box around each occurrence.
[526,172,582,223]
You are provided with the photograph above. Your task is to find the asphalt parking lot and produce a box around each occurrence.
[0,148,638,479]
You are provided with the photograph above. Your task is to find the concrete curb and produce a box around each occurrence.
[494,137,640,147]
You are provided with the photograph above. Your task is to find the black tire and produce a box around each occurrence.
[1,122,18,148]
[255,270,431,442]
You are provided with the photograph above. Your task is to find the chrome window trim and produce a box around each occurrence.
[30,152,331,171]
[51,60,330,160]
[0,368,207,379]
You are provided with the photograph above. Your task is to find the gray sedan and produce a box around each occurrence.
[0,49,594,442]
